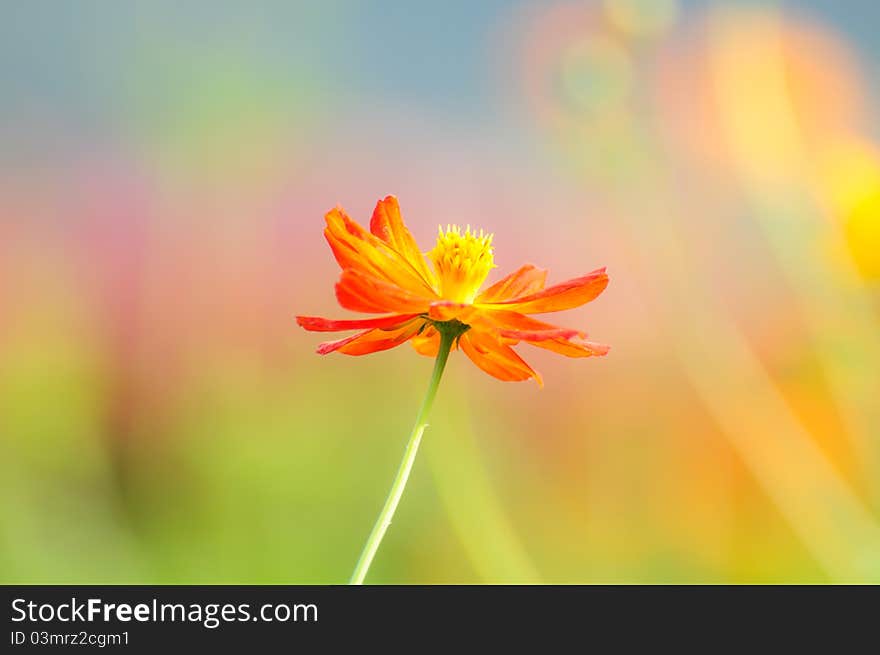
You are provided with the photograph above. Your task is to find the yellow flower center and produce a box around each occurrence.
[428,224,495,303]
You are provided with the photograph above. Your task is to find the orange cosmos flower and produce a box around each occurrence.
[296,195,609,385]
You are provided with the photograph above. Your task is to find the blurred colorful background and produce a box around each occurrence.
[2,0,880,583]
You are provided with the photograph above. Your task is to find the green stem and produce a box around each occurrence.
[349,328,457,585]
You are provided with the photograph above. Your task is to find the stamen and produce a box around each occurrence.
[428,224,496,303]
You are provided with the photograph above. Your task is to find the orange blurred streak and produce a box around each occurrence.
[655,8,866,181]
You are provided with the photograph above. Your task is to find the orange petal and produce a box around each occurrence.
[316,329,371,354]
[527,337,610,357]
[477,264,548,302]
[498,327,581,342]
[324,206,437,297]
[427,301,478,323]
[479,268,608,314]
[411,325,441,357]
[471,307,585,336]
[296,313,420,332]
[336,269,433,314]
[370,196,437,284]
[323,209,368,272]
[317,320,423,356]
[459,330,543,385]
[428,306,583,343]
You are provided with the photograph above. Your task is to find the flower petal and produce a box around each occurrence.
[325,206,437,297]
[410,325,441,356]
[317,320,423,355]
[316,329,371,354]
[427,301,477,323]
[429,306,583,344]
[296,313,420,332]
[336,269,433,314]
[370,195,437,285]
[476,264,548,302]
[498,327,582,342]
[472,308,585,336]
[459,330,543,386]
[479,268,608,314]
[527,337,610,357]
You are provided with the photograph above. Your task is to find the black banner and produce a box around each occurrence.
[2,585,876,649]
